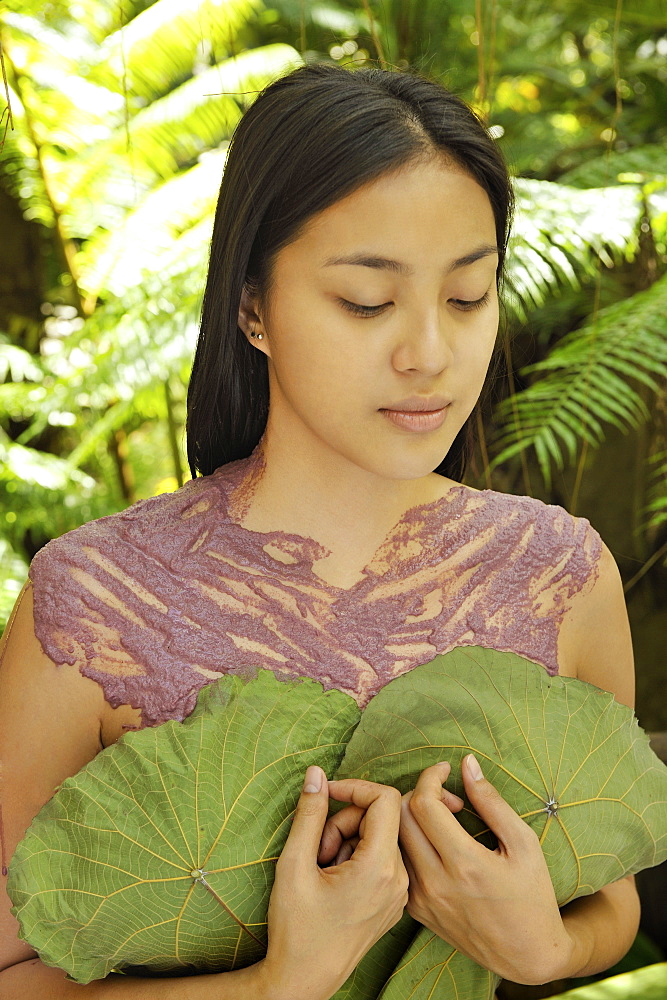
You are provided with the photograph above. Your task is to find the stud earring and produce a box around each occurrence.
[250,326,264,341]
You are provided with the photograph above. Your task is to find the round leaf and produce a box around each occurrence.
[8,669,358,983]
[8,647,667,995]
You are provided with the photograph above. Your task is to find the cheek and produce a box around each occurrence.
[463,308,499,369]
[270,323,366,413]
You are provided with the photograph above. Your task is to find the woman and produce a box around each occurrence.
[0,63,639,998]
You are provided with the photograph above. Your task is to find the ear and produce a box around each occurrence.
[238,284,270,356]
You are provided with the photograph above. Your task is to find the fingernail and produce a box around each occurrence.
[467,754,483,781]
[303,765,323,793]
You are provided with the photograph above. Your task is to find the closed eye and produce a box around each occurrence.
[339,299,390,317]
[450,291,491,312]
[339,289,492,317]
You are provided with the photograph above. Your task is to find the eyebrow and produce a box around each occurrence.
[321,244,499,276]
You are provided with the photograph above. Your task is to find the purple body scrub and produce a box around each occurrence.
[29,443,602,728]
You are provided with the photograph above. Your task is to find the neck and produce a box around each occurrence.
[227,417,452,562]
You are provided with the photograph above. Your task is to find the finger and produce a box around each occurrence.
[279,766,330,873]
[318,804,365,864]
[326,778,402,858]
[401,778,464,815]
[399,789,444,876]
[461,754,531,852]
[401,842,418,886]
[334,835,360,866]
[406,763,475,862]
[441,787,465,813]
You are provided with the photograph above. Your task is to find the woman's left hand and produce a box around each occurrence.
[399,756,575,985]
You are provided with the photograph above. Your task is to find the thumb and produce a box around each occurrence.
[462,753,526,848]
[281,765,329,870]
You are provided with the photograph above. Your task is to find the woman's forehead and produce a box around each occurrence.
[279,162,497,271]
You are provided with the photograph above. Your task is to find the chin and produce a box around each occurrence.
[363,445,452,482]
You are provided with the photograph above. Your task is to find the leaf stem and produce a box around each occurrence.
[197,876,265,948]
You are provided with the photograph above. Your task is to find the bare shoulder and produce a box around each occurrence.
[0,581,109,973]
[557,541,635,709]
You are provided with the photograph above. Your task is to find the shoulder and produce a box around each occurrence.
[457,484,603,580]
[26,474,222,677]
[458,488,632,704]
[0,581,107,972]
[28,474,219,584]
[557,539,635,707]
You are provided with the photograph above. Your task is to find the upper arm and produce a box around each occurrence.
[0,581,108,974]
[554,542,640,924]
[558,541,635,709]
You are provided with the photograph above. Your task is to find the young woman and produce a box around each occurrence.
[0,63,639,999]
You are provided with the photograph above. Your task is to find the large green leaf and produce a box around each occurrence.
[8,669,358,982]
[549,962,667,1000]
[8,649,667,994]
[331,647,667,999]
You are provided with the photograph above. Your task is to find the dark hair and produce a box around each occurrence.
[186,62,513,481]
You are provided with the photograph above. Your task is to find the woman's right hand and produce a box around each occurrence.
[259,765,409,1000]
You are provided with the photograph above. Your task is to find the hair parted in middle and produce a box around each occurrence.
[186,61,513,481]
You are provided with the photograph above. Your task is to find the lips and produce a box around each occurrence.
[380,394,452,413]
[380,406,449,432]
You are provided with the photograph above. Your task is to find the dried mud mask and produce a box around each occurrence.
[28,438,602,727]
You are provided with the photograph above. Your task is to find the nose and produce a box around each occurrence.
[391,309,454,376]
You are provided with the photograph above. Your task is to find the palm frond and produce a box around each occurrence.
[490,272,667,489]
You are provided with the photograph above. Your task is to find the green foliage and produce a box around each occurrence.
[644,450,667,531]
[548,962,667,1000]
[8,648,667,992]
[0,536,27,624]
[507,179,643,317]
[0,1,305,582]
[8,667,360,983]
[559,146,667,189]
[490,272,667,489]
[89,0,265,100]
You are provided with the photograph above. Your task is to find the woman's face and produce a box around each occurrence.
[246,155,500,483]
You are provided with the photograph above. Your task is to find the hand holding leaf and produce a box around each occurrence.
[8,647,667,998]
[398,758,572,985]
[319,763,464,868]
[264,769,410,1000]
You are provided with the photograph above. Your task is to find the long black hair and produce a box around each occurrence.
[186,62,513,481]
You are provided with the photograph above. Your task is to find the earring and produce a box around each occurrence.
[250,326,264,341]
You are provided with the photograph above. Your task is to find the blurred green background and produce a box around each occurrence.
[0,2,666,994]
[0,0,665,734]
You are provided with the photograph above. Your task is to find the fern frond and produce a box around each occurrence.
[491,272,667,489]
[0,536,28,622]
[74,147,227,296]
[0,338,43,382]
[506,178,643,319]
[90,0,263,100]
[643,449,667,532]
[59,44,302,236]
[0,86,55,226]
[559,145,667,188]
